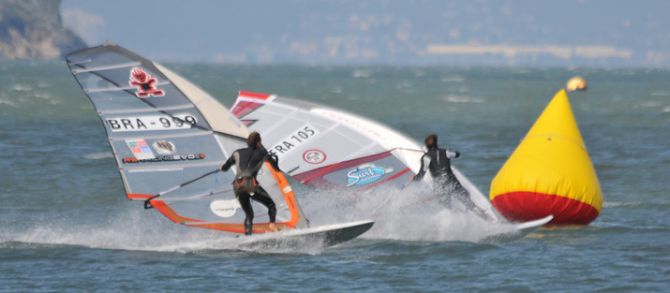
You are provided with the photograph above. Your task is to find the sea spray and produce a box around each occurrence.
[297,184,519,243]
[0,203,329,254]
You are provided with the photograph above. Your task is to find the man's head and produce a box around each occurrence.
[247,131,262,148]
[424,134,438,149]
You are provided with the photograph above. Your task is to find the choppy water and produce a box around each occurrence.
[1,62,669,291]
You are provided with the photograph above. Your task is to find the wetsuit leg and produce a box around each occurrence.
[452,187,476,209]
[445,172,485,216]
[250,186,277,223]
[434,175,453,207]
[236,190,254,235]
[444,173,472,208]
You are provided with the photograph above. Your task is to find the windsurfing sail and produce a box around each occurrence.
[231,91,502,221]
[65,45,306,234]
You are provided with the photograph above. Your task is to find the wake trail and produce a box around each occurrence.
[0,208,326,255]
[0,186,522,254]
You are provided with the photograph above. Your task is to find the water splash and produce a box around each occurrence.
[0,185,524,254]
[298,185,519,243]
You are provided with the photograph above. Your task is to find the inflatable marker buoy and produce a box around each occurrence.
[490,89,602,225]
[566,76,588,92]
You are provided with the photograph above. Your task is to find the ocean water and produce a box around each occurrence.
[0,62,669,292]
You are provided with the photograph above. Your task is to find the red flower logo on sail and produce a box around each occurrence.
[129,67,165,98]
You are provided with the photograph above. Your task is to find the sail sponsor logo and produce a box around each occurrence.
[106,114,197,132]
[125,139,155,160]
[152,140,176,155]
[303,149,327,164]
[268,124,319,159]
[346,164,394,187]
[122,152,206,164]
[129,67,165,98]
[210,199,240,218]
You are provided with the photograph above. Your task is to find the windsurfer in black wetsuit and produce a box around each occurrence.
[413,134,479,211]
[221,132,281,235]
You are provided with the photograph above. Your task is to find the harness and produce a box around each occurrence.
[233,149,260,196]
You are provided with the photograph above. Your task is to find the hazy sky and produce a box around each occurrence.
[61,0,670,66]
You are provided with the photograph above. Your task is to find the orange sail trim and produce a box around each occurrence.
[151,200,203,223]
[264,162,301,229]
[492,191,599,225]
[149,162,301,234]
[127,193,153,200]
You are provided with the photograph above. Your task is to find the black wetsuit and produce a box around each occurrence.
[221,147,281,235]
[413,147,475,209]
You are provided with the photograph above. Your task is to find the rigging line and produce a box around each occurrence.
[390,147,425,153]
[67,59,245,141]
[143,168,221,209]
[161,187,236,203]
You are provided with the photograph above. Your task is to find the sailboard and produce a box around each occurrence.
[482,215,553,243]
[65,44,374,242]
[230,91,503,222]
[238,220,374,249]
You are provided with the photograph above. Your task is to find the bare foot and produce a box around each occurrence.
[268,223,279,232]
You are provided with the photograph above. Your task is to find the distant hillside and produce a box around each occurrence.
[59,0,670,66]
[0,0,85,59]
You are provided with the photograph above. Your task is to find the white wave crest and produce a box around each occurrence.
[0,99,17,107]
[440,95,484,104]
[11,84,32,92]
[83,152,114,160]
[440,76,465,83]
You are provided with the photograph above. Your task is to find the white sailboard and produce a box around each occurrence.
[482,215,553,243]
[65,44,372,244]
[237,220,374,249]
[230,91,551,233]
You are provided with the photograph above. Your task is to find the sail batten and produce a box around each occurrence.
[87,81,171,93]
[98,104,195,115]
[72,61,141,74]
[109,130,212,141]
[122,161,222,172]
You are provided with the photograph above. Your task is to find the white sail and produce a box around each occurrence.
[66,45,306,234]
[231,91,502,221]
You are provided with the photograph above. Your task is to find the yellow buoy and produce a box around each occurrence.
[566,76,588,92]
[489,89,602,225]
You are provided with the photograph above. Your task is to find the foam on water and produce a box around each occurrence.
[440,95,485,104]
[11,84,32,92]
[0,98,17,107]
[440,75,465,83]
[83,152,114,160]
[602,201,642,208]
